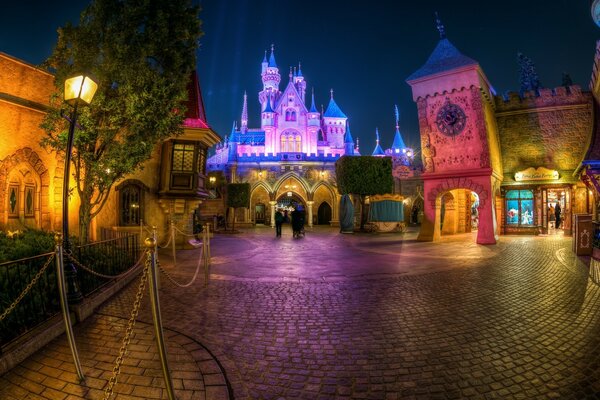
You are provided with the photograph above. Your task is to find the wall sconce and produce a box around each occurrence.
[258,171,263,178]
[287,191,292,197]
[209,176,216,184]
[320,171,325,178]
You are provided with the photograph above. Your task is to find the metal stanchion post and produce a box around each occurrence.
[170,219,177,266]
[205,223,211,264]
[203,227,209,287]
[140,219,144,249]
[145,237,176,400]
[54,234,85,381]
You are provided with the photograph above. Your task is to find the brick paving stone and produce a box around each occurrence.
[2,228,600,399]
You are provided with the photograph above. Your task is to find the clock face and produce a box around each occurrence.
[435,102,467,137]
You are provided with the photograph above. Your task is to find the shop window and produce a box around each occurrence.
[506,190,534,226]
[120,183,143,226]
[171,142,197,190]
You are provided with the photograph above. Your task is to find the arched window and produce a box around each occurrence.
[117,180,147,226]
[281,135,288,152]
[285,109,297,122]
[295,135,301,152]
[5,165,40,228]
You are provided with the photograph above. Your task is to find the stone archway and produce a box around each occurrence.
[0,148,51,230]
[419,176,498,244]
[317,202,332,225]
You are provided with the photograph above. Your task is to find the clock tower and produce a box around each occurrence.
[406,16,503,244]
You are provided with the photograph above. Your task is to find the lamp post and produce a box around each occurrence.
[62,74,98,303]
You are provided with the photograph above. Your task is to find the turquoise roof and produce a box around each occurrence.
[324,97,347,118]
[344,123,354,143]
[391,127,407,149]
[406,38,478,81]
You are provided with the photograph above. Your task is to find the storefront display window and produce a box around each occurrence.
[506,190,534,226]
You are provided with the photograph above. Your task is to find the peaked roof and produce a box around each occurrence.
[183,70,209,129]
[275,80,308,113]
[344,123,354,143]
[323,93,347,118]
[372,128,385,156]
[391,127,407,149]
[406,38,478,82]
[268,46,277,68]
[309,91,318,113]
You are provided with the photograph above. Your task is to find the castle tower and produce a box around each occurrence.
[406,14,502,244]
[322,89,348,149]
[306,89,320,155]
[294,62,307,104]
[262,93,276,153]
[390,105,407,154]
[259,44,281,110]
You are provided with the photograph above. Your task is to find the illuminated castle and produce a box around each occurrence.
[206,46,361,227]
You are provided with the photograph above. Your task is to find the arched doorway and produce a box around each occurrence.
[276,192,305,211]
[439,189,483,238]
[317,202,332,225]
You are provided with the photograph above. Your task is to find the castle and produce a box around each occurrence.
[206,46,414,227]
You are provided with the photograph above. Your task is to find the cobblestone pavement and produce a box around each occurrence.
[2,226,600,399]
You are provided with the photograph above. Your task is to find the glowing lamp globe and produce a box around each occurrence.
[64,74,98,105]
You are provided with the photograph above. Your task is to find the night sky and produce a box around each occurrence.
[1,0,598,155]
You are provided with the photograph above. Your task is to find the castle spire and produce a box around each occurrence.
[391,105,407,152]
[309,88,318,113]
[241,91,248,132]
[372,127,385,156]
[344,122,355,156]
[262,50,267,64]
[297,62,303,77]
[435,12,446,39]
[268,43,277,68]
[330,88,334,99]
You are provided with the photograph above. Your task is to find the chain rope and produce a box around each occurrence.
[0,254,55,323]
[156,251,205,288]
[66,252,145,280]
[103,253,150,400]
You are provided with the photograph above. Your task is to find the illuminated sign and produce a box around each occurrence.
[515,167,559,182]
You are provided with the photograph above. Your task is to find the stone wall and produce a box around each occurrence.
[494,86,593,174]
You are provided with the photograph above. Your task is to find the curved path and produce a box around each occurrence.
[2,226,600,399]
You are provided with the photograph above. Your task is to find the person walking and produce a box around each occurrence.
[555,202,562,230]
[275,209,283,237]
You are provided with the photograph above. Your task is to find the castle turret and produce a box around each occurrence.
[261,50,268,75]
[262,93,276,153]
[389,105,407,154]
[372,128,385,156]
[294,62,306,104]
[344,122,355,156]
[322,89,348,149]
[260,44,281,110]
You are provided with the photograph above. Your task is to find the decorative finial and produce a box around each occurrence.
[289,66,293,79]
[376,127,380,143]
[394,105,400,128]
[271,43,274,52]
[330,88,334,99]
[435,12,446,39]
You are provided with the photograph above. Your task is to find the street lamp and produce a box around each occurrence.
[62,73,98,303]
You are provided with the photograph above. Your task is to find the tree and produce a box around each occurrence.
[41,0,202,243]
[226,183,250,232]
[517,52,541,95]
[335,156,393,230]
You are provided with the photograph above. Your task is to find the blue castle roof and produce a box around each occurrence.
[344,123,354,143]
[391,127,407,150]
[269,48,277,68]
[406,38,478,81]
[324,97,347,118]
[231,131,266,145]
